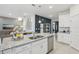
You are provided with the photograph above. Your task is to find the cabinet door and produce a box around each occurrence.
[58,33,64,42]
[59,14,70,27]
[63,14,70,27]
[13,44,32,54]
[59,15,64,27]
[32,45,42,54]
[2,37,13,50]
[3,44,32,54]
[17,48,32,54]
[64,34,70,44]
[32,43,47,54]
[40,38,48,54]
[58,33,70,44]
[3,49,14,54]
[32,38,48,54]
[32,39,43,54]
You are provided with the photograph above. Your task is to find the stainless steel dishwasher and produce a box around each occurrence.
[47,35,54,53]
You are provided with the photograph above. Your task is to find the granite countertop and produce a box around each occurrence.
[1,33,53,51]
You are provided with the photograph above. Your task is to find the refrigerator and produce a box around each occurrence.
[52,21,59,33]
[40,23,51,33]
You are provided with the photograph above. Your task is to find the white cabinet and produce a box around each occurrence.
[59,15,64,27]
[3,38,48,54]
[64,34,70,44]
[58,33,70,44]
[59,14,70,27]
[3,44,32,54]
[13,44,32,54]
[32,38,48,54]
[17,48,32,54]
[70,14,79,50]
[3,49,14,54]
[16,47,32,54]
[2,37,14,50]
[58,33,64,43]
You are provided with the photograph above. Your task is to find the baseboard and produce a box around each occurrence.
[70,44,79,52]
[57,41,69,45]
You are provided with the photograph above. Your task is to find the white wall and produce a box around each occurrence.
[70,5,79,16]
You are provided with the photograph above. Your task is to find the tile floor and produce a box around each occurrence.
[49,41,79,54]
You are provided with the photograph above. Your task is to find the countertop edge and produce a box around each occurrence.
[2,34,53,51]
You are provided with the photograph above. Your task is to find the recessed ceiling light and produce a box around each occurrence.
[18,17,22,21]
[24,13,28,16]
[8,13,12,16]
[49,6,53,9]
[49,15,53,17]
[39,20,41,23]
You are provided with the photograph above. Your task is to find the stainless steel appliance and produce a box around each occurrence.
[2,24,14,30]
[40,23,51,33]
[52,21,59,33]
[47,35,54,53]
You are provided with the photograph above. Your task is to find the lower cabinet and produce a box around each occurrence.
[58,33,70,44]
[3,44,32,54]
[31,38,48,54]
[58,33,64,42]
[3,38,48,54]
[17,48,32,54]
[3,49,14,54]
[13,44,32,54]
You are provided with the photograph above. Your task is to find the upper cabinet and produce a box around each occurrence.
[59,14,70,27]
[22,15,35,32]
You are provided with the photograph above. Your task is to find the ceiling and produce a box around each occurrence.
[0,4,72,19]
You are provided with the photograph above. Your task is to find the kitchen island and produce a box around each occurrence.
[0,33,54,54]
